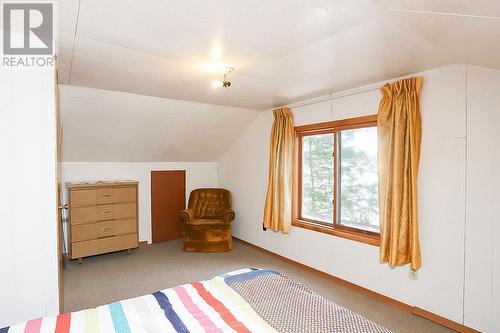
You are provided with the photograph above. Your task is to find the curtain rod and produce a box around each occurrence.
[281,85,381,110]
[275,66,431,111]
[281,69,427,110]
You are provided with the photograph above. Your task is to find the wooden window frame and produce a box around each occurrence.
[293,114,380,246]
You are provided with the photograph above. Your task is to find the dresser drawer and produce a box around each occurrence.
[71,239,98,259]
[115,234,138,251]
[70,189,96,207]
[115,202,136,219]
[97,204,114,221]
[71,206,97,225]
[114,187,136,203]
[96,188,114,204]
[115,218,137,235]
[98,237,115,253]
[72,223,97,242]
[98,221,115,238]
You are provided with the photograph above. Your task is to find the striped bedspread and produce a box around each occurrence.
[1,268,390,333]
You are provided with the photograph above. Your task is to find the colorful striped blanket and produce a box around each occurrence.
[1,269,390,333]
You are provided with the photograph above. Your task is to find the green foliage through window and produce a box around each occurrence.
[301,133,334,223]
[338,127,379,232]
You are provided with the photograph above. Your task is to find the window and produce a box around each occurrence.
[294,115,380,245]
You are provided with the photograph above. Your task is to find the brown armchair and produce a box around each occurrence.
[180,188,235,252]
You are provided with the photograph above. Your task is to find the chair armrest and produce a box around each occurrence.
[224,209,235,223]
[180,209,194,223]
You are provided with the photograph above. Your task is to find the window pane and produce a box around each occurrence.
[338,127,379,232]
[301,133,334,223]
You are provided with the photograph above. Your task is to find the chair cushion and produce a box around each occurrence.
[189,219,226,226]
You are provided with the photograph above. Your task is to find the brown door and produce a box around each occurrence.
[151,170,186,243]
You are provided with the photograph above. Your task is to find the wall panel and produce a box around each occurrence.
[464,65,500,332]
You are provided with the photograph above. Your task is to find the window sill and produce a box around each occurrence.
[292,219,380,247]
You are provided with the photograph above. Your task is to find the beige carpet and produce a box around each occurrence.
[64,239,453,333]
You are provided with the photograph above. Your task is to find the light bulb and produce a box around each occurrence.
[211,80,223,88]
[211,46,222,60]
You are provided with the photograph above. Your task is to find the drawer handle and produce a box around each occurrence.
[102,211,111,214]
[102,227,112,231]
[104,194,111,197]
[101,244,112,247]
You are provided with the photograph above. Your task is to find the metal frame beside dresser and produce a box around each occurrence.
[67,181,139,261]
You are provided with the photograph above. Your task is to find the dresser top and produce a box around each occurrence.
[66,180,138,189]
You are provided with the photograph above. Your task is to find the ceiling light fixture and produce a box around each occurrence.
[211,66,234,89]
[211,80,223,88]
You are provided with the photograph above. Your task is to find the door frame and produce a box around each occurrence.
[151,170,186,243]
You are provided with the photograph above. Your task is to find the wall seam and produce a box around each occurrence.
[462,63,468,326]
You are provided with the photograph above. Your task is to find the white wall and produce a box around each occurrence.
[218,64,469,324]
[61,162,218,244]
[0,68,59,324]
[464,65,500,332]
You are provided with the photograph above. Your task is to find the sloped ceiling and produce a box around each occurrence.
[60,85,261,161]
[55,0,500,110]
[55,0,500,162]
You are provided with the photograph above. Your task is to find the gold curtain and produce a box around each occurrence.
[263,107,295,233]
[378,77,423,271]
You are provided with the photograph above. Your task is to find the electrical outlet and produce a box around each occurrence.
[409,268,418,280]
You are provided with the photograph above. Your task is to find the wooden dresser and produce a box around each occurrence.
[67,181,139,260]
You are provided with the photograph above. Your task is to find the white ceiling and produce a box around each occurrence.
[60,85,261,162]
[55,0,500,110]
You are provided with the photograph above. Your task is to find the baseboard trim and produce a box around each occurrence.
[233,237,480,333]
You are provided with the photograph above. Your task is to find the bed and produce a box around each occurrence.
[1,269,390,333]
